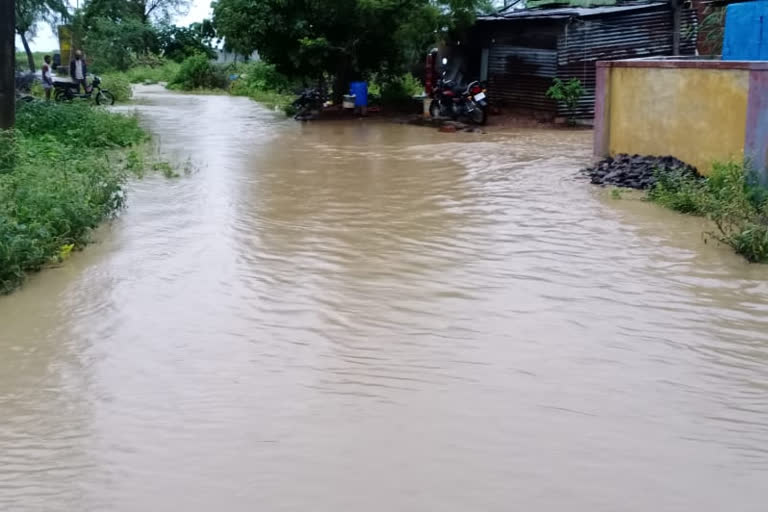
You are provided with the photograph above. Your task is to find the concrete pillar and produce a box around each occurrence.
[745,68,768,184]
[593,62,611,159]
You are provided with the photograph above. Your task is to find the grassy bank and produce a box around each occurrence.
[105,55,422,116]
[118,61,180,85]
[15,51,50,71]
[0,102,149,294]
[98,61,181,103]
[164,56,295,112]
[647,161,768,262]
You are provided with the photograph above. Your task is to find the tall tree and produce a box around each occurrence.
[79,0,189,24]
[212,0,487,98]
[73,0,190,71]
[1,0,15,130]
[157,20,216,62]
[15,0,69,72]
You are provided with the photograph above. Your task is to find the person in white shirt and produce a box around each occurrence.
[69,50,88,93]
[41,55,53,101]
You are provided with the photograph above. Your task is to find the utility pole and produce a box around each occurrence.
[0,0,16,130]
[671,0,682,55]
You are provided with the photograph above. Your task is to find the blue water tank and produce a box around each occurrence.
[722,1,768,60]
[349,81,368,107]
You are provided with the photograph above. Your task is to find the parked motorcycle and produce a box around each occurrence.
[54,75,115,105]
[429,59,488,125]
[292,86,328,121]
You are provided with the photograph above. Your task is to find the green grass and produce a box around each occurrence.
[648,161,768,262]
[15,51,52,71]
[226,61,296,114]
[229,82,294,113]
[122,61,180,84]
[89,61,181,104]
[0,102,151,294]
[99,73,134,102]
[165,85,230,95]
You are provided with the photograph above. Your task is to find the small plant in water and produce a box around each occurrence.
[546,78,585,125]
[152,161,180,178]
[647,161,768,262]
[611,188,622,200]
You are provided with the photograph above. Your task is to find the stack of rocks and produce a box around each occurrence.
[582,154,699,189]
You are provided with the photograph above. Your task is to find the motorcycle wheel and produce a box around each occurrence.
[53,89,67,102]
[471,106,488,126]
[294,106,311,121]
[97,90,115,106]
[429,100,442,119]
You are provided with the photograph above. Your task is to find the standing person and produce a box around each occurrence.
[69,50,87,93]
[41,55,54,101]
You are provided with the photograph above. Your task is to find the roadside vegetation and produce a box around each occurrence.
[0,102,151,294]
[227,61,296,113]
[647,161,768,262]
[546,78,585,125]
[16,0,487,114]
[14,51,49,72]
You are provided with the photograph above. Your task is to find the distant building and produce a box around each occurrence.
[459,1,698,120]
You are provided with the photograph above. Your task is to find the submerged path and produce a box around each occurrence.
[1,85,767,511]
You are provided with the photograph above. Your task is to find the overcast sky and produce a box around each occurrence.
[18,0,213,52]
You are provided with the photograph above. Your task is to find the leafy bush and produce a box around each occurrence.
[78,15,160,72]
[546,78,585,125]
[124,61,180,84]
[15,101,146,148]
[648,161,768,262]
[648,166,707,214]
[699,6,726,55]
[0,102,149,293]
[100,73,133,102]
[230,61,293,94]
[157,22,217,62]
[169,54,228,90]
[228,61,296,113]
[379,73,422,108]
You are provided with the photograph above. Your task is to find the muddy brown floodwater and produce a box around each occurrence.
[2,85,768,511]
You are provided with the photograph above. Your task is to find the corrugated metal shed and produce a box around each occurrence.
[480,3,674,20]
[473,2,698,119]
[489,46,558,111]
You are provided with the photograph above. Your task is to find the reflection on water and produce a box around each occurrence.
[1,85,767,511]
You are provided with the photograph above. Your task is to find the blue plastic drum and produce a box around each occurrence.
[349,81,368,107]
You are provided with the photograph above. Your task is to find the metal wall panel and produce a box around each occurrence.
[478,5,698,119]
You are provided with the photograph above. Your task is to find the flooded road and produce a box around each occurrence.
[2,86,768,511]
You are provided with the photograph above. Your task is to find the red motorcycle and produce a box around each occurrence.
[428,58,488,125]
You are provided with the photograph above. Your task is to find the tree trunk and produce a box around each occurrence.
[20,31,35,73]
[0,0,15,130]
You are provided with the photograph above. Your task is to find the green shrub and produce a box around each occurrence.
[0,136,128,293]
[227,61,296,113]
[15,101,146,148]
[648,161,768,262]
[230,61,293,94]
[380,73,422,107]
[100,73,133,102]
[169,54,228,90]
[648,167,707,214]
[1,101,151,293]
[367,73,422,108]
[546,77,586,125]
[124,60,180,84]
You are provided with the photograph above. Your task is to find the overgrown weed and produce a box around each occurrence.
[648,161,768,262]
